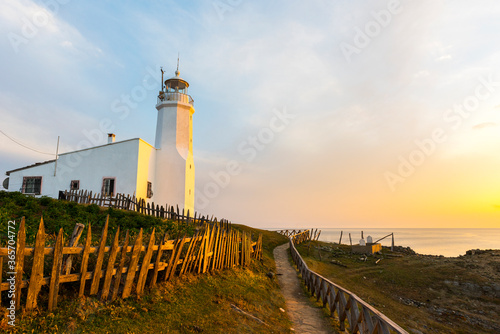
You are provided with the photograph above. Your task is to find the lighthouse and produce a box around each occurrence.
[154,66,195,214]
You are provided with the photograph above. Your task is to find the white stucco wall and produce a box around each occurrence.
[7,139,145,199]
[184,109,195,214]
[184,152,195,214]
[154,100,195,210]
[7,161,57,195]
[135,139,156,200]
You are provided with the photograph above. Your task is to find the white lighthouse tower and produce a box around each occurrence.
[154,65,195,214]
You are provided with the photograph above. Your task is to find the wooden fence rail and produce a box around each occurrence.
[276,229,321,241]
[286,230,408,334]
[0,217,262,312]
[61,189,230,228]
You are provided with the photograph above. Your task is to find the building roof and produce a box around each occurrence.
[5,137,154,176]
[6,159,56,176]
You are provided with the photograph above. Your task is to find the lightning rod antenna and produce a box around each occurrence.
[160,66,164,92]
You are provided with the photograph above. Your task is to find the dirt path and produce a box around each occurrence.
[274,243,337,334]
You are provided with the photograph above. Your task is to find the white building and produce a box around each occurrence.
[4,68,195,213]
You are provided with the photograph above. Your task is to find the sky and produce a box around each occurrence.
[1,0,500,229]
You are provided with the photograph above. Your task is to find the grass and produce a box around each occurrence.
[2,265,291,333]
[295,240,500,334]
[0,193,292,333]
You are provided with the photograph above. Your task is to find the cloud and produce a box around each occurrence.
[435,55,452,61]
[1,0,101,57]
[472,122,497,130]
[414,70,430,78]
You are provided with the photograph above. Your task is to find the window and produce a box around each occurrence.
[70,180,80,190]
[102,178,115,197]
[22,176,42,195]
[147,181,153,198]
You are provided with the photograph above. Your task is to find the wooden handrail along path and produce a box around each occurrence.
[0,217,263,312]
[282,230,408,334]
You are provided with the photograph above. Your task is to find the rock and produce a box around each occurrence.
[266,271,275,279]
[409,328,424,334]
[191,325,203,332]
[330,259,347,268]
[466,249,487,256]
[399,297,426,308]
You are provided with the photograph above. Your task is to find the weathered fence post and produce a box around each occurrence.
[26,218,45,310]
[136,229,156,296]
[63,223,85,275]
[112,230,130,301]
[150,232,167,287]
[48,228,64,311]
[101,227,121,301]
[79,223,92,297]
[14,217,26,311]
[90,217,109,295]
[122,229,143,299]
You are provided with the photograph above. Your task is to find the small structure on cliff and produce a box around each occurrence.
[352,236,382,255]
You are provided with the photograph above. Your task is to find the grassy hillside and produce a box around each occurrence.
[295,240,500,334]
[0,192,292,333]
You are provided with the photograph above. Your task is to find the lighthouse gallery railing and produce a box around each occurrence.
[157,91,194,105]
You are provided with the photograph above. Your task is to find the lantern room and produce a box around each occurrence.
[158,68,194,105]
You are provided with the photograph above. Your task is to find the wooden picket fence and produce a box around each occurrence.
[61,189,229,227]
[0,217,263,312]
[287,230,408,334]
[276,228,321,241]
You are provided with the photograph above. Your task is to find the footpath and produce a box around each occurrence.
[274,243,337,334]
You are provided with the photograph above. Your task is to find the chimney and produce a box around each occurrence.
[108,133,116,144]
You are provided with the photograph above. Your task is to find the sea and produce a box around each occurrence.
[267,228,500,257]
